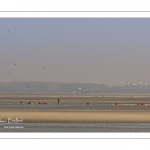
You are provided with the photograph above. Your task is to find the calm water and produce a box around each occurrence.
[0,123,150,132]
[1,103,150,110]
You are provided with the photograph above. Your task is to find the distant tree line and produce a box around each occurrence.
[0,82,150,94]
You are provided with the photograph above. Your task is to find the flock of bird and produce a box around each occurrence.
[7,29,45,80]
[10,29,144,92]
[7,62,46,80]
[121,81,148,86]
[7,29,81,93]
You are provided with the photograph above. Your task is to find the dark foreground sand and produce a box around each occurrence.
[0,110,150,123]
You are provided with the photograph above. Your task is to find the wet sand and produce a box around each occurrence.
[1,94,150,104]
[1,110,150,123]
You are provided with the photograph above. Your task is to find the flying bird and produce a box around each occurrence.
[20,76,24,79]
[8,73,11,75]
[127,82,132,85]
[9,29,13,32]
[41,67,45,70]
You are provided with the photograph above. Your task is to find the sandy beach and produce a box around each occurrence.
[1,110,150,123]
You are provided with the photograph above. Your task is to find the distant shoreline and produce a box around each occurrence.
[1,94,150,97]
[0,82,150,94]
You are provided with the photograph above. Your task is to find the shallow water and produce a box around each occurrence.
[1,103,150,110]
[0,123,150,132]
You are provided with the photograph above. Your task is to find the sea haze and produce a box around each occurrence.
[0,19,150,86]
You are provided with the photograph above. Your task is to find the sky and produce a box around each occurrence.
[0,18,150,86]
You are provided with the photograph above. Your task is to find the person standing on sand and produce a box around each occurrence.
[58,99,60,105]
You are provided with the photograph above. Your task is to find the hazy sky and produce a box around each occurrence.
[0,18,150,86]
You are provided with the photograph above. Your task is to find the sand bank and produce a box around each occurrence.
[0,110,150,123]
